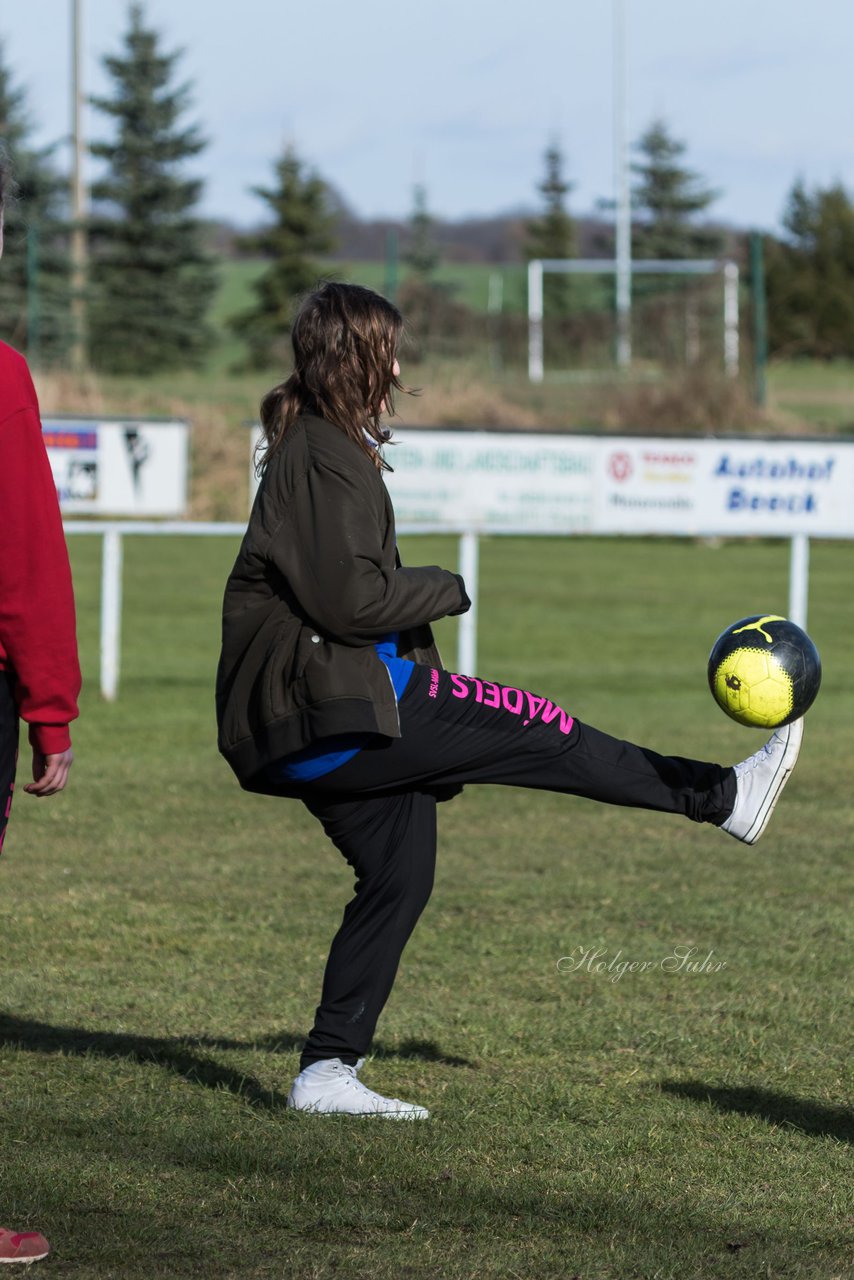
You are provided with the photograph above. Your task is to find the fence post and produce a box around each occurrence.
[528,260,544,383]
[788,534,809,629]
[723,261,739,378]
[457,530,479,675]
[100,527,123,701]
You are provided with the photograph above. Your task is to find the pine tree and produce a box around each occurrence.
[88,4,216,374]
[231,145,336,369]
[631,119,721,259]
[404,184,438,278]
[395,184,475,362]
[0,42,70,364]
[766,178,854,357]
[526,142,576,313]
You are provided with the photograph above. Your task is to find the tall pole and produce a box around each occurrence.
[750,232,768,407]
[69,0,88,371]
[614,0,631,369]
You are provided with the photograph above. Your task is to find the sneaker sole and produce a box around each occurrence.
[287,1104,428,1120]
[287,1097,428,1119]
[743,718,804,845]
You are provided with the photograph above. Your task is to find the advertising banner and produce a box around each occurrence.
[249,426,854,539]
[595,437,854,537]
[386,431,597,533]
[44,418,189,516]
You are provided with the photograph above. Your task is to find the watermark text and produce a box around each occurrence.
[557,944,727,983]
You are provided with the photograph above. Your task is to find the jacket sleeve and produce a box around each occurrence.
[267,458,468,644]
[0,406,81,753]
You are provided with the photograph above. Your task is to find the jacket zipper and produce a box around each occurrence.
[382,660,402,736]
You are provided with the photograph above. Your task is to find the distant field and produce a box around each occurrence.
[211,257,531,325]
[210,259,854,436]
[766,359,854,433]
[2,533,852,1278]
[209,257,530,369]
[211,257,716,329]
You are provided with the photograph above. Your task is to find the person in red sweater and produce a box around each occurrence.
[0,153,80,1266]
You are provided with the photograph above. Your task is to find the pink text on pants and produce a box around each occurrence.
[448,673,574,734]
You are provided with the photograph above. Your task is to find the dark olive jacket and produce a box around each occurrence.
[215,413,468,794]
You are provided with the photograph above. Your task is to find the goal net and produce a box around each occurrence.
[527,258,739,381]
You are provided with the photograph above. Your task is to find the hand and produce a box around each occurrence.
[449,574,471,616]
[25,747,74,797]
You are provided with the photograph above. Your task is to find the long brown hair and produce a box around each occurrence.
[259,282,407,472]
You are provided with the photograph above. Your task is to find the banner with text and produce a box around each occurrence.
[45,419,189,516]
[248,427,854,538]
[383,431,854,538]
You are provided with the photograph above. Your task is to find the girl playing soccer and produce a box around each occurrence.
[216,283,802,1119]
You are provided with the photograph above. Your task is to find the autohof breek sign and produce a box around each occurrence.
[44,418,189,516]
[384,431,854,539]
[594,438,854,536]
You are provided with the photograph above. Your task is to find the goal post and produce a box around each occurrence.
[527,258,740,382]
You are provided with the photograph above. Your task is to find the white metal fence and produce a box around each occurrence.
[63,521,481,701]
[64,520,816,702]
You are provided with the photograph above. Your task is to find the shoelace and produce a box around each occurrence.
[336,1059,365,1080]
[331,1061,375,1094]
[736,730,782,778]
[334,1060,408,1107]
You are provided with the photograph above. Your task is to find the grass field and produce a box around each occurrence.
[2,534,852,1279]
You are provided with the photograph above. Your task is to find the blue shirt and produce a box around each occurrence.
[268,633,414,783]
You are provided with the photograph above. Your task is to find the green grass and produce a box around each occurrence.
[766,359,854,394]
[214,258,531,317]
[2,535,852,1278]
[766,360,854,434]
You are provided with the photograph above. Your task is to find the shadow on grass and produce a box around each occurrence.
[0,1012,289,1110]
[190,1030,472,1067]
[121,674,219,690]
[660,1079,854,1143]
[0,1013,472,1110]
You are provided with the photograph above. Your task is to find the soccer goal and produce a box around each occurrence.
[527,258,740,382]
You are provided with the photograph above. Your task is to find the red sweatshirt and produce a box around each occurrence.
[0,341,81,754]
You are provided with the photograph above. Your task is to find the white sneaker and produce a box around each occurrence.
[721,718,803,845]
[287,1057,429,1119]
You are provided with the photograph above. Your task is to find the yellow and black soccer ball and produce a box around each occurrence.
[708,615,822,729]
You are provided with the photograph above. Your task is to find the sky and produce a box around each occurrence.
[1,0,853,233]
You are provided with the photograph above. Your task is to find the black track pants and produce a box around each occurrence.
[0,671,18,857]
[298,663,736,1067]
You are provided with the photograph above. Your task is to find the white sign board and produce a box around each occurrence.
[44,418,189,516]
[593,438,853,537]
[249,426,854,539]
[388,431,596,532]
[385,431,854,539]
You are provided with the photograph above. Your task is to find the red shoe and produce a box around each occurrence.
[0,1230,50,1264]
